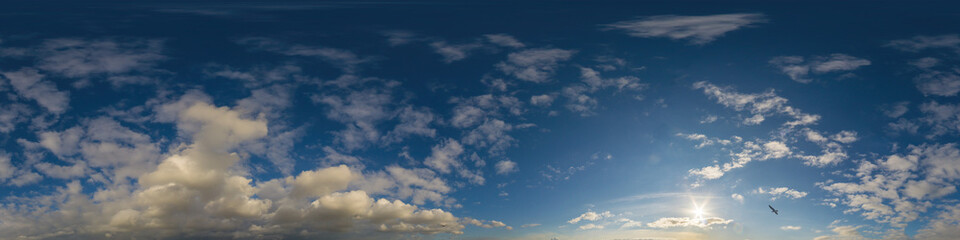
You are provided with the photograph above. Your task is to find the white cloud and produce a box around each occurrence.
[495,160,518,175]
[646,217,733,228]
[497,48,575,83]
[882,101,910,118]
[424,138,464,174]
[430,41,483,63]
[463,217,512,229]
[914,68,960,97]
[0,38,167,87]
[770,54,871,83]
[579,223,604,230]
[731,193,744,204]
[831,131,858,144]
[382,30,421,46]
[887,34,960,52]
[0,100,470,238]
[562,67,646,116]
[700,115,718,124]
[530,94,555,107]
[236,37,369,73]
[1,68,70,114]
[755,187,808,200]
[781,225,802,230]
[689,165,724,180]
[819,143,960,228]
[568,211,613,224]
[603,13,765,45]
[693,81,820,126]
[484,34,525,48]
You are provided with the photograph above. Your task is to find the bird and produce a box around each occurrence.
[769,205,779,215]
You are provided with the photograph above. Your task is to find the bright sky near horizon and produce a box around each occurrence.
[0,1,959,239]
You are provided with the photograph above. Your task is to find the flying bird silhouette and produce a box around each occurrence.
[769,205,779,215]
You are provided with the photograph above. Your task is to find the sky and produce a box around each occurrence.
[0,1,959,239]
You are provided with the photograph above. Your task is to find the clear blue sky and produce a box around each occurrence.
[0,1,958,239]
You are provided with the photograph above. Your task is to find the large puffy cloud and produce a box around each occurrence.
[819,143,960,228]
[603,13,765,45]
[0,100,468,239]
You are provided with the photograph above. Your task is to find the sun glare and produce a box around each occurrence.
[689,196,710,222]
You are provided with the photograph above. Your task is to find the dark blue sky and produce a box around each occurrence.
[0,1,959,239]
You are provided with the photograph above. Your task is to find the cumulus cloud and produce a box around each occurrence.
[495,160,518,175]
[731,193,744,204]
[0,100,470,238]
[646,217,733,228]
[769,54,871,83]
[497,48,575,83]
[819,143,960,228]
[603,13,766,45]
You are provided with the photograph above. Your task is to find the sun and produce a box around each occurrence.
[689,196,710,222]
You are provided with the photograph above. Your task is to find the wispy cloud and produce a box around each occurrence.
[603,13,766,45]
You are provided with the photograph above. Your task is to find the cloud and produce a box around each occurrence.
[568,211,613,224]
[646,217,733,228]
[755,187,808,200]
[495,160,518,175]
[914,68,960,97]
[819,143,960,228]
[462,217,512,229]
[731,193,744,204]
[1,68,70,114]
[484,34,525,48]
[530,94,555,107]
[520,223,541,228]
[882,101,910,118]
[562,67,646,116]
[781,225,802,230]
[603,13,766,45]
[887,34,960,52]
[0,38,167,87]
[579,223,604,230]
[430,41,483,63]
[769,54,871,83]
[693,81,820,127]
[0,100,469,238]
[236,37,370,73]
[382,30,421,46]
[497,48,575,83]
